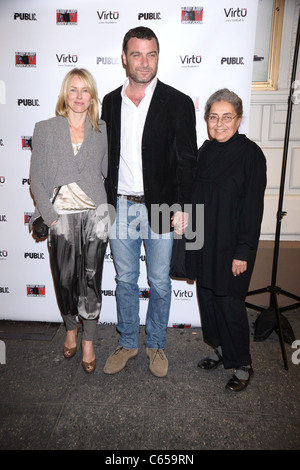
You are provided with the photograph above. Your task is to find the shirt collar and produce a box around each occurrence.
[121,76,158,101]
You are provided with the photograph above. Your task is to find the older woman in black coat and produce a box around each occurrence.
[186,89,267,392]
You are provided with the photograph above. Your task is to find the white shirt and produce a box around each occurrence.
[54,143,96,214]
[118,77,157,196]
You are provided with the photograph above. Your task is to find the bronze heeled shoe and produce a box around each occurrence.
[81,340,96,374]
[82,358,96,374]
[63,327,79,359]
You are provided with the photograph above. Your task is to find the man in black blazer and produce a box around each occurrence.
[101,26,197,377]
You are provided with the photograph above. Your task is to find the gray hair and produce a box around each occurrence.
[204,88,243,120]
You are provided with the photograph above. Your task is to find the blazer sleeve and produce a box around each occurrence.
[29,122,58,227]
[175,94,198,207]
[99,120,108,179]
[233,145,267,261]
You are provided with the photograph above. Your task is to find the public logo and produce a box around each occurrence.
[96,57,119,65]
[0,287,9,293]
[97,11,119,23]
[21,136,32,149]
[138,13,161,20]
[224,7,247,21]
[14,13,37,21]
[56,10,77,25]
[101,290,116,296]
[27,285,45,297]
[24,253,45,260]
[15,52,36,67]
[18,99,40,107]
[181,7,203,24]
[221,57,244,65]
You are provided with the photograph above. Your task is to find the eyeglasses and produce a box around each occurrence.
[208,114,237,123]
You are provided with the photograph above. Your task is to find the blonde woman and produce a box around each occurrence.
[30,69,109,373]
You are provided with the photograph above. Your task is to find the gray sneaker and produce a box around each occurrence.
[103,346,138,374]
[146,347,168,377]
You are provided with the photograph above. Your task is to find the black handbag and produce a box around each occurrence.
[169,234,187,279]
[32,186,61,239]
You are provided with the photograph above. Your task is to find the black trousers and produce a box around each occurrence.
[49,211,108,341]
[196,283,251,369]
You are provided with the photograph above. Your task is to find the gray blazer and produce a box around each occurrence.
[29,115,108,227]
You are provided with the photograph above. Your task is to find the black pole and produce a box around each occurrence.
[246,13,300,370]
[271,12,300,291]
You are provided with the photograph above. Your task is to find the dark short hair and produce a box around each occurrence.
[204,88,243,120]
[122,26,160,54]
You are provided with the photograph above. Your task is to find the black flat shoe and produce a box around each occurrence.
[198,349,223,370]
[226,366,254,392]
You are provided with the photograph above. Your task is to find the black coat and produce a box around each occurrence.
[186,132,267,300]
[101,79,197,233]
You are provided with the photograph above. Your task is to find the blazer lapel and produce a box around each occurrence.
[76,116,92,173]
[143,80,167,142]
[112,89,122,144]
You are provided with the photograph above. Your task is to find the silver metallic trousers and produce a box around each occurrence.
[49,210,108,341]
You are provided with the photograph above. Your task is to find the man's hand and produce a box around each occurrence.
[171,211,189,235]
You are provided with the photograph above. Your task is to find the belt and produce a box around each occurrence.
[117,194,145,203]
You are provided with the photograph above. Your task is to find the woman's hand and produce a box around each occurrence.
[232,259,247,277]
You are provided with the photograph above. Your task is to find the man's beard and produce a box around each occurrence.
[129,68,156,85]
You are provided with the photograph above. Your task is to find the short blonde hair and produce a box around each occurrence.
[56,68,101,131]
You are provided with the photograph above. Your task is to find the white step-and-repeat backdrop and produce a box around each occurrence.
[0,0,258,326]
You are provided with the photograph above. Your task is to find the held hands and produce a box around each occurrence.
[171,211,189,235]
[232,259,247,277]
